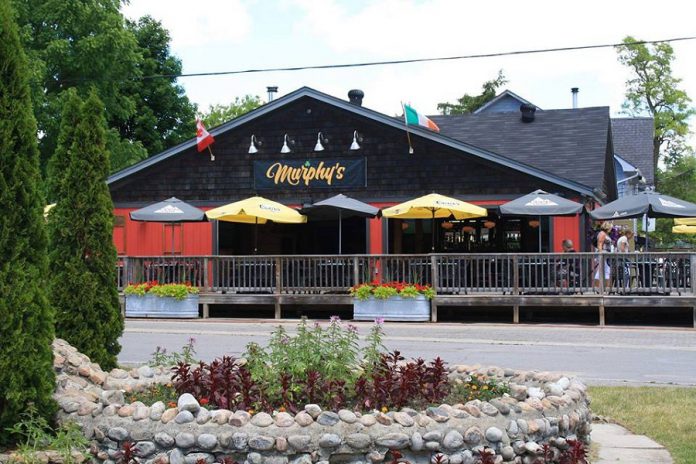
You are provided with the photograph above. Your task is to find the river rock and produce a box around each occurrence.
[175,432,195,448]
[251,412,274,427]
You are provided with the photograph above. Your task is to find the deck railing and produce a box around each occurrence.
[118,252,695,297]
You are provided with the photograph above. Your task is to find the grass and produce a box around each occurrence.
[589,386,696,464]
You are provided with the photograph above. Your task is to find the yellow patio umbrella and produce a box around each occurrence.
[205,196,306,253]
[672,224,696,234]
[382,193,487,251]
[674,217,696,226]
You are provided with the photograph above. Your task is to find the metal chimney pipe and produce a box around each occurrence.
[571,87,579,109]
[267,86,278,102]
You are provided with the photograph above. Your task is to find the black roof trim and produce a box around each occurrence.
[108,86,596,199]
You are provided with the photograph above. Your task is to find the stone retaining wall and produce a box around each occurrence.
[52,340,591,464]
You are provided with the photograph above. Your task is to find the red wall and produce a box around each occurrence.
[113,208,213,256]
[552,216,581,252]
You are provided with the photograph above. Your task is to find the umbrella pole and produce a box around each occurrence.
[254,217,258,254]
[338,209,342,255]
[431,210,436,252]
[644,213,649,251]
[538,215,542,252]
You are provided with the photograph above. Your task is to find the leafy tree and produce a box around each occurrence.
[616,36,695,176]
[120,16,197,156]
[13,2,197,173]
[199,95,263,127]
[48,91,123,370]
[0,0,56,443]
[437,70,507,115]
[12,0,142,169]
[46,89,81,203]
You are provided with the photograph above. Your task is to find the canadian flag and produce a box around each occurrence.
[196,119,214,152]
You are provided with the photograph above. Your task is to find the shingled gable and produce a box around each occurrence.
[611,117,654,185]
[431,106,617,201]
[473,89,540,114]
[108,86,600,200]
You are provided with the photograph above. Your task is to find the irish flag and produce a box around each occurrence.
[403,104,440,132]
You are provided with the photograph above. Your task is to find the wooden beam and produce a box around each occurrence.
[513,305,520,324]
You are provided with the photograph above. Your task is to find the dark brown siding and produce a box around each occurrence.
[110,97,577,205]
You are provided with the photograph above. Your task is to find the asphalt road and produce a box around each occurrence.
[119,319,696,387]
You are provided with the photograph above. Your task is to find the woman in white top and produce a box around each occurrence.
[594,221,612,290]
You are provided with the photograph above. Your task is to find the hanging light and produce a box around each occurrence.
[248,135,259,154]
[350,130,361,150]
[528,219,540,228]
[401,222,409,231]
[314,132,326,152]
[484,220,496,229]
[462,226,475,233]
[280,134,291,153]
[441,221,454,230]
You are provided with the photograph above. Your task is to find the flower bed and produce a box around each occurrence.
[50,320,592,464]
[124,281,199,318]
[351,282,434,321]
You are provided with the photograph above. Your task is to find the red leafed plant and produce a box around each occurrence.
[559,439,589,464]
[476,447,496,464]
[350,280,435,300]
[115,441,139,464]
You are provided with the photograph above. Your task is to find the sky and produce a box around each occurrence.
[122,0,696,131]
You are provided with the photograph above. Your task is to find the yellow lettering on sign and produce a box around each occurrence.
[265,161,350,187]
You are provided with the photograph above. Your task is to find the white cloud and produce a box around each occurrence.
[122,0,252,47]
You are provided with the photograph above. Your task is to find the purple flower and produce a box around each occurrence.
[374,317,385,325]
[347,324,358,333]
[330,315,341,324]
[280,336,290,345]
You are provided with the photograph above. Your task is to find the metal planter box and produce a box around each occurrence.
[125,294,199,318]
[353,295,431,322]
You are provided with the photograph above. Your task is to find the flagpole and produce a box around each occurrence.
[207,146,215,161]
[401,101,414,154]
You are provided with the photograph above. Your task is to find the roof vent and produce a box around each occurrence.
[571,87,579,108]
[520,103,536,123]
[348,89,364,106]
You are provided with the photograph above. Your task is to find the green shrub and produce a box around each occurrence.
[0,0,57,444]
[124,281,199,300]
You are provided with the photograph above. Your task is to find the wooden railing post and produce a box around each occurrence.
[274,257,282,319]
[512,255,520,324]
[430,255,438,323]
[122,256,129,290]
[353,257,360,287]
[690,254,696,329]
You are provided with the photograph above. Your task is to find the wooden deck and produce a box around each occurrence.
[117,253,696,326]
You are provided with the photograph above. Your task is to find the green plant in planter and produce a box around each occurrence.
[124,281,199,301]
[350,281,435,300]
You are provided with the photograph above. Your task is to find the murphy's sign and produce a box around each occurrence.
[254,158,366,190]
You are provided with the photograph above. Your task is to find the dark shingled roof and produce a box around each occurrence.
[430,107,612,194]
[610,118,654,185]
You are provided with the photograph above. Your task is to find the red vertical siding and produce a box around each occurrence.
[552,216,580,252]
[113,207,213,256]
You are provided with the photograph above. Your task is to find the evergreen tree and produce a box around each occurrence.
[49,90,123,370]
[46,89,82,203]
[0,0,56,443]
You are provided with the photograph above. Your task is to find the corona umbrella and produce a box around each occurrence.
[672,224,696,234]
[205,196,306,253]
[300,194,379,254]
[674,217,696,226]
[590,191,696,249]
[382,193,487,251]
[130,197,207,255]
[500,190,583,252]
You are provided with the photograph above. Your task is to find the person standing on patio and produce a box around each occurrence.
[594,222,613,291]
